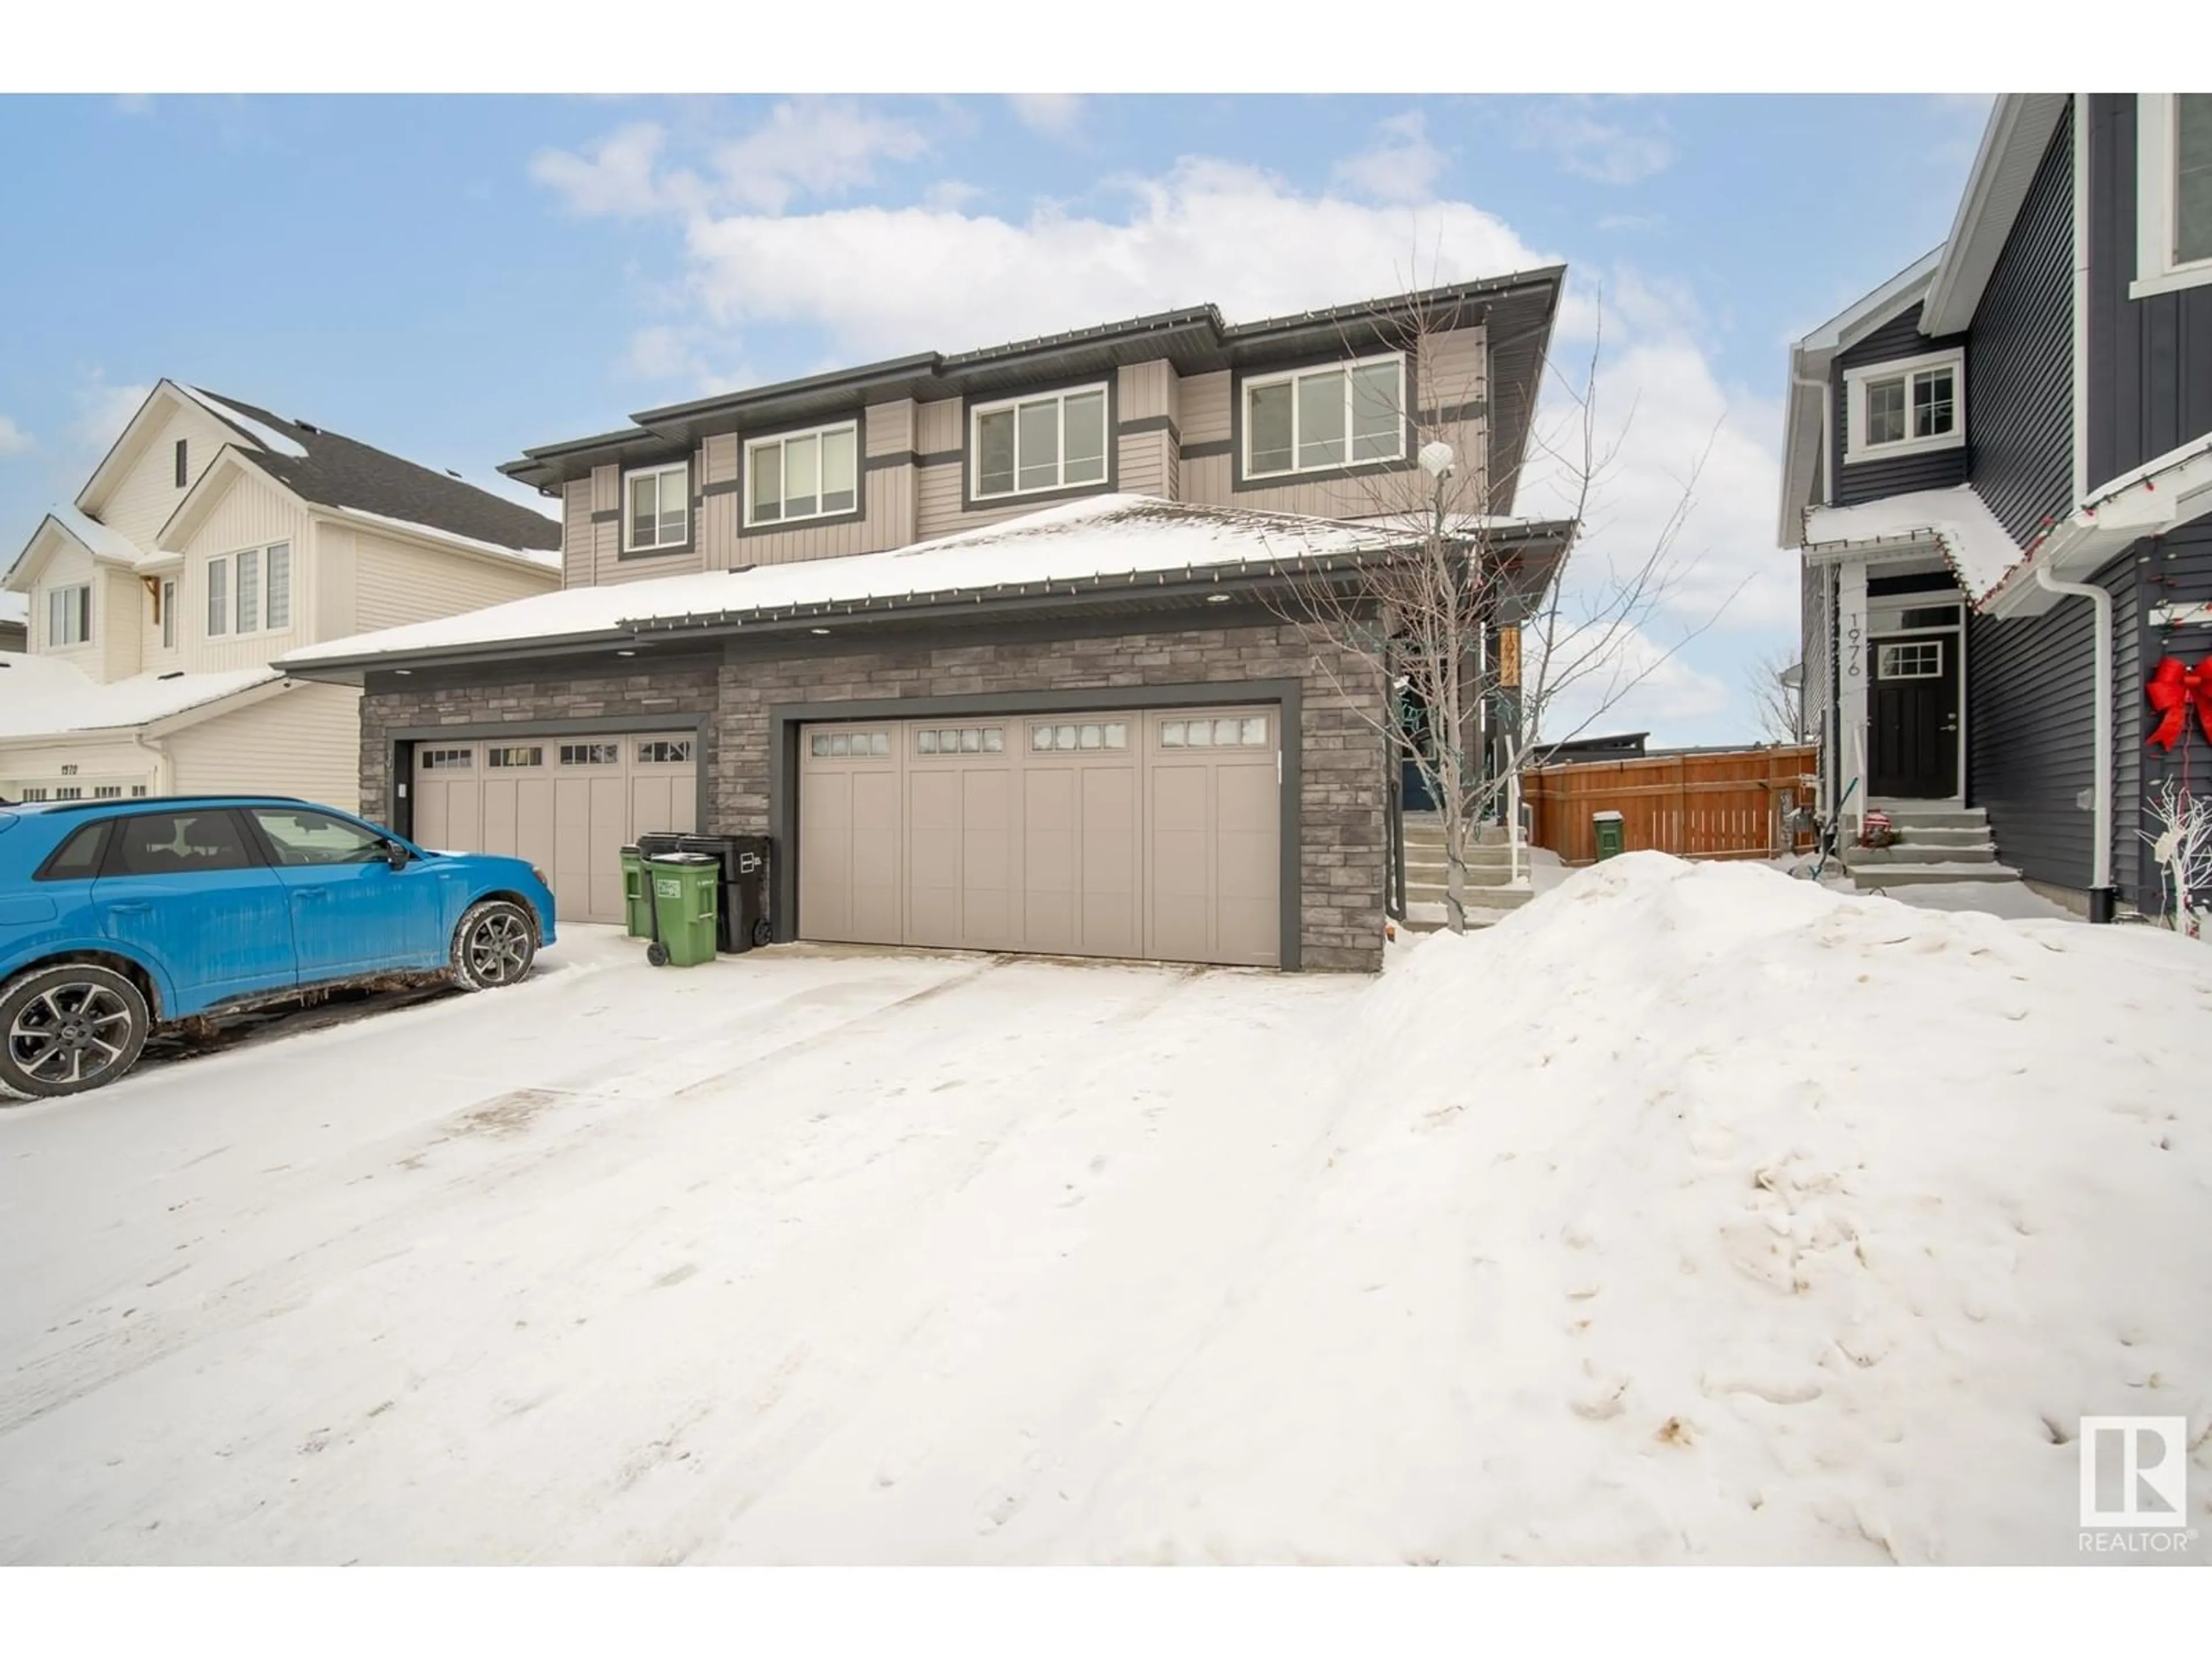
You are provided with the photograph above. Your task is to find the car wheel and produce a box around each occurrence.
[1,963,151,1100]
[450,899,539,992]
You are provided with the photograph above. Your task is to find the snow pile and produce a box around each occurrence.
[1078,855,2212,1563]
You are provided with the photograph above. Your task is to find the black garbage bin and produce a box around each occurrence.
[675,833,772,952]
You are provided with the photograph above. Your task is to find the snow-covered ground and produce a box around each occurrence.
[1,854,2206,1564]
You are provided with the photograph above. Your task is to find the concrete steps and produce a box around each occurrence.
[1848,804,2025,891]
[1398,815,1534,918]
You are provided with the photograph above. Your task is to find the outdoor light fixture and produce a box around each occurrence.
[615,649,637,657]
[1419,440,1456,479]
[810,627,832,635]
[1206,591,1232,603]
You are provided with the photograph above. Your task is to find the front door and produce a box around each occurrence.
[247,805,450,979]
[1868,634,1959,798]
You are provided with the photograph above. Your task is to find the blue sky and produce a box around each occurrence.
[0,93,1990,740]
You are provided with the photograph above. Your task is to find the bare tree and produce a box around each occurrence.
[1747,645,1804,745]
[1262,290,1725,932]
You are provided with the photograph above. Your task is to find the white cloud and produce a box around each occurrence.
[0,415,32,456]
[1332,111,1447,204]
[531,123,700,218]
[73,375,153,454]
[1595,212,1663,233]
[706,100,930,214]
[1007,94,1084,137]
[1516,103,1674,186]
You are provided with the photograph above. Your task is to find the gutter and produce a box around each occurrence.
[2034,564,2115,922]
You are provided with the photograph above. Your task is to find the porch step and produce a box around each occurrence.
[1874,824,1993,847]
[1404,849,1519,874]
[1868,805,1988,832]
[1848,861,2024,889]
[1399,888,1537,930]
[1843,842,1998,867]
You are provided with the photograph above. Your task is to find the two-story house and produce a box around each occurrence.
[279,272,1573,972]
[1784,94,2212,919]
[1,381,562,808]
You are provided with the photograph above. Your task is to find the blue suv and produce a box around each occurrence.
[0,796,558,1100]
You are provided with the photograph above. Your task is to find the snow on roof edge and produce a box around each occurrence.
[0,657,283,741]
[176,383,309,460]
[283,494,1415,667]
[1802,483,2027,605]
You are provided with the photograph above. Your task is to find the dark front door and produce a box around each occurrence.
[1868,633,1959,797]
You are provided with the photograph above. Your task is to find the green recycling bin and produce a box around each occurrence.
[620,845,653,938]
[1592,809,1626,861]
[646,852,720,967]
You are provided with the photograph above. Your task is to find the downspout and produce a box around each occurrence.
[132,730,172,796]
[2035,564,2115,922]
[1793,368,1835,815]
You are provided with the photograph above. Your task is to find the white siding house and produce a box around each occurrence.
[2,380,562,809]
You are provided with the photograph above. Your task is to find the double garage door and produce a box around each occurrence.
[411,733,698,923]
[798,704,1282,967]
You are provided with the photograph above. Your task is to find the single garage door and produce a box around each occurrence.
[798,706,1279,967]
[410,733,699,923]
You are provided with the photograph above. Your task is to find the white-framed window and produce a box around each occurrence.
[808,729,892,759]
[1028,721,1126,753]
[624,461,690,553]
[637,739,692,764]
[2134,93,2212,299]
[47,584,92,647]
[1243,353,1405,480]
[558,742,620,766]
[971,384,1108,501]
[18,787,49,802]
[1843,350,1965,464]
[1160,715,1271,749]
[486,745,543,768]
[204,542,291,638]
[419,747,474,770]
[915,726,1003,755]
[92,785,123,799]
[747,422,858,527]
[160,578,176,650]
[1877,640,1944,680]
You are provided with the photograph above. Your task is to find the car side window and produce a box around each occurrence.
[36,820,112,881]
[250,808,388,868]
[105,810,262,877]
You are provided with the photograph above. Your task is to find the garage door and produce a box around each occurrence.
[798,706,1279,967]
[411,733,698,923]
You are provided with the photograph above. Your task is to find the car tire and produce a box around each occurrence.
[1,963,152,1100]
[450,899,539,992]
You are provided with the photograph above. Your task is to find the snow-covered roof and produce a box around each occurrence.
[283,494,1440,667]
[1802,484,2027,604]
[317,504,562,571]
[0,591,26,626]
[175,381,309,460]
[0,654,281,741]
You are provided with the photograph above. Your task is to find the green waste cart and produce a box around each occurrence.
[1592,809,1626,862]
[620,845,653,938]
[646,851,720,968]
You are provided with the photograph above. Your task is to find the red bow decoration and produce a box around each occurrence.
[2146,657,2212,751]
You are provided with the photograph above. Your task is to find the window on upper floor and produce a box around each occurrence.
[971,384,1108,501]
[175,438,188,488]
[206,541,292,638]
[747,422,859,527]
[1243,353,1406,480]
[1843,349,1965,465]
[47,584,92,647]
[624,461,690,553]
[2135,94,2212,299]
[160,578,176,650]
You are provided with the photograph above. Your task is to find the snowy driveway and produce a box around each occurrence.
[0,930,1359,1564]
[4,858,2209,1565]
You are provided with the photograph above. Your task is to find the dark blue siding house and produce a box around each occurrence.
[1782,93,2212,921]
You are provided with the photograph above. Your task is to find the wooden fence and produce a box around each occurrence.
[1523,744,1819,865]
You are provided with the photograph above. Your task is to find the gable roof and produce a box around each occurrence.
[4,503,153,594]
[180,388,559,559]
[282,493,1576,677]
[502,269,1567,517]
[1920,95,2071,336]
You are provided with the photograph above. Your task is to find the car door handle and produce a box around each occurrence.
[106,902,153,917]
[293,888,329,902]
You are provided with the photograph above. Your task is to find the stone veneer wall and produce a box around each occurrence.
[358,618,1386,971]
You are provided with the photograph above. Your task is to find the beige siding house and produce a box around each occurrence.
[2,381,560,805]
[286,274,1571,973]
